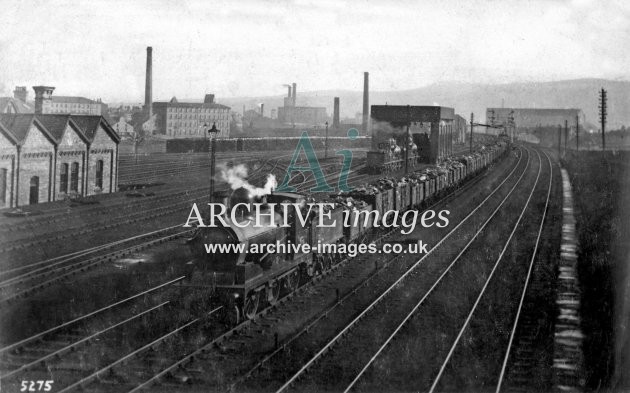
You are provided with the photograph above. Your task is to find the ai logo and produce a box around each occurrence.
[276,128,358,193]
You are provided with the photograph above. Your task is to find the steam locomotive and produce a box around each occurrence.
[184,141,508,323]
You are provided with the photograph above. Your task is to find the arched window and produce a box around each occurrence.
[29,176,39,205]
[70,162,79,192]
[60,163,69,193]
[95,160,104,189]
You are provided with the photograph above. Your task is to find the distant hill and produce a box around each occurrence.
[219,78,630,129]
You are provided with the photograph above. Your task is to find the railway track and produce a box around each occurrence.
[0,277,183,379]
[0,148,510,392]
[238,146,534,393]
[0,225,190,304]
[0,155,280,232]
[0,157,352,305]
[496,149,555,392]
[72,148,517,393]
[425,148,551,392]
[0,157,288,302]
[0,155,284,252]
[258,145,554,393]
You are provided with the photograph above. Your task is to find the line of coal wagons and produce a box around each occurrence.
[327,141,508,243]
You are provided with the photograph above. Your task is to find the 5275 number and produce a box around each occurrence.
[20,380,54,392]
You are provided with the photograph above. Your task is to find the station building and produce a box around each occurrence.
[0,113,119,208]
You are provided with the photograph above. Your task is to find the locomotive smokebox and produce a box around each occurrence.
[230,187,253,218]
[229,187,268,217]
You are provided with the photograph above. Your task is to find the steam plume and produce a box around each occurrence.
[220,164,277,198]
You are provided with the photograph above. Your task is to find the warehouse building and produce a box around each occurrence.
[276,83,328,126]
[32,86,106,116]
[152,94,231,138]
[0,113,119,208]
[485,108,585,135]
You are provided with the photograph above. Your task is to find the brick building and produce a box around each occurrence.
[276,83,328,126]
[33,86,106,116]
[0,87,34,114]
[0,113,119,208]
[152,94,230,138]
[371,105,455,164]
[110,117,135,139]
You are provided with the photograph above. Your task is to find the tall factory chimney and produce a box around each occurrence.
[292,83,297,106]
[362,72,369,133]
[145,46,153,118]
[287,85,292,98]
[260,103,264,117]
[333,97,340,129]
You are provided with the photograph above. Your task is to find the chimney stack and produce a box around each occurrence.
[145,46,153,118]
[333,97,340,129]
[287,85,292,98]
[204,94,215,104]
[13,86,27,102]
[362,72,369,133]
[292,83,297,106]
[260,103,264,117]
[32,86,55,114]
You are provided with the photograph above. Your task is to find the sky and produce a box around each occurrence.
[0,0,629,103]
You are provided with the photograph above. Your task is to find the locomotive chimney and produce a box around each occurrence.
[145,46,153,118]
[333,97,340,129]
[362,72,369,133]
[213,191,229,208]
[292,83,297,106]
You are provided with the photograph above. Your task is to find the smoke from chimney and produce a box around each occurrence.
[362,72,369,133]
[145,46,153,118]
[220,163,277,198]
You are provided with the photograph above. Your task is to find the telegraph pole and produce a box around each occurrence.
[564,119,569,154]
[575,114,579,151]
[324,121,329,159]
[470,112,474,153]
[558,125,562,156]
[599,88,607,150]
[508,110,515,143]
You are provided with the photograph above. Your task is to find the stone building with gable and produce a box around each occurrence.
[0,112,119,208]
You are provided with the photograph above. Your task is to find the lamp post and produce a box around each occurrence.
[205,122,220,202]
[405,105,411,173]
[325,121,329,159]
